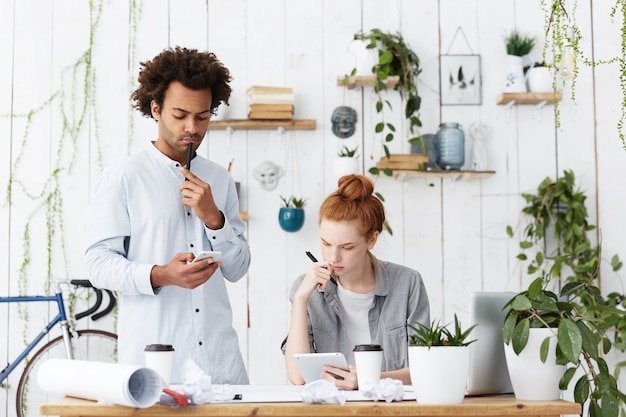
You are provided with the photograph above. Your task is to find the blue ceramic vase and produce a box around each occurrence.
[278,208,305,232]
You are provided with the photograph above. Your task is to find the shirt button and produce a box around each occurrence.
[198,341,203,346]
[187,212,191,216]
[212,236,216,240]
[190,243,194,248]
[195,308,200,313]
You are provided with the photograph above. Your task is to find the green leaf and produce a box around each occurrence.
[512,318,530,354]
[379,50,393,65]
[520,241,533,249]
[506,225,513,237]
[375,122,384,133]
[600,392,619,417]
[560,367,576,390]
[557,319,582,364]
[539,336,550,363]
[511,294,532,311]
[573,375,590,405]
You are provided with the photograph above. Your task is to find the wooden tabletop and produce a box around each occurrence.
[41,395,582,417]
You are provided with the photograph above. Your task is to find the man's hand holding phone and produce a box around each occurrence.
[191,250,222,264]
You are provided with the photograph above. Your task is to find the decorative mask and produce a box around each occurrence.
[253,160,284,191]
[331,106,357,138]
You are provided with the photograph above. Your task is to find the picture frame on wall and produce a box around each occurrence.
[440,54,482,105]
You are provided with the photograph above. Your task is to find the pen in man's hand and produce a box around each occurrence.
[305,251,338,286]
[184,143,193,181]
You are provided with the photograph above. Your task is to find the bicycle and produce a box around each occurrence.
[0,279,118,417]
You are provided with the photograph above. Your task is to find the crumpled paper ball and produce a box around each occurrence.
[359,378,404,402]
[180,359,234,404]
[301,379,346,404]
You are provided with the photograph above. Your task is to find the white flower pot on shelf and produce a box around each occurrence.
[526,66,553,92]
[504,327,566,401]
[348,40,377,76]
[408,346,470,404]
[503,55,527,93]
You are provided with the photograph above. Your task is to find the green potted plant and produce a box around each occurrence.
[407,315,477,404]
[503,30,536,93]
[525,61,553,92]
[333,146,360,179]
[503,170,626,414]
[278,195,307,232]
[345,28,422,177]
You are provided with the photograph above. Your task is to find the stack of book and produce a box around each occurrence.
[247,86,295,120]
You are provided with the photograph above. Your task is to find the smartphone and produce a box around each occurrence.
[192,250,222,263]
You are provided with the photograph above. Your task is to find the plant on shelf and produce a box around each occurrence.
[407,315,477,404]
[505,30,536,57]
[504,169,626,416]
[345,28,422,177]
[503,30,536,93]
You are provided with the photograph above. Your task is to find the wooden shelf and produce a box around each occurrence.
[336,75,399,89]
[391,170,496,181]
[208,119,316,131]
[496,92,562,105]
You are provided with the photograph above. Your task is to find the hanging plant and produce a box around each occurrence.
[345,28,423,176]
[278,195,307,232]
[540,0,626,146]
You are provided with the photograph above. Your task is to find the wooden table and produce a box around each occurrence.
[41,395,581,417]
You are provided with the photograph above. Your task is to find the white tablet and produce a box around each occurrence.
[293,352,349,383]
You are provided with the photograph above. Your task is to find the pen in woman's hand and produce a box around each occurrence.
[305,251,338,286]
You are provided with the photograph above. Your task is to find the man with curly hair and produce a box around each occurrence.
[85,47,251,384]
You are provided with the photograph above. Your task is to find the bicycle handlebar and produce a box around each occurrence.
[70,280,116,322]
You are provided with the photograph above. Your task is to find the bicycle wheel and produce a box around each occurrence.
[15,329,117,417]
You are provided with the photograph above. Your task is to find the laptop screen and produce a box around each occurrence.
[466,291,515,396]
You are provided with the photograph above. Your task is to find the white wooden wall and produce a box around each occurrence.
[1,1,625,415]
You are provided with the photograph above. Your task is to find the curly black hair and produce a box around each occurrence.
[131,46,232,119]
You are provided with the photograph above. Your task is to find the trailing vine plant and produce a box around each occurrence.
[346,29,423,177]
[541,0,626,147]
[2,0,142,345]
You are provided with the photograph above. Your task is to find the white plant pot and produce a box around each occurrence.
[504,328,566,400]
[333,157,360,178]
[348,39,377,75]
[503,55,527,93]
[408,346,469,404]
[526,67,553,92]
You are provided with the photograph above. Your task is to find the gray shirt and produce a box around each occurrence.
[283,256,430,371]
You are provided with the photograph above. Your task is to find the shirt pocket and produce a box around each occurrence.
[382,320,409,370]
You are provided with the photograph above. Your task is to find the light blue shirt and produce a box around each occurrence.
[84,143,251,384]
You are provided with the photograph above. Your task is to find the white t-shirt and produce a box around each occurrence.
[337,282,375,348]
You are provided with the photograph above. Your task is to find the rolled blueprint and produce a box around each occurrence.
[37,359,162,408]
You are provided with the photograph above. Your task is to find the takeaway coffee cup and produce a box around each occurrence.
[144,344,175,386]
[353,344,383,392]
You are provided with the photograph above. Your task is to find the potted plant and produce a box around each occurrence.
[407,315,477,404]
[278,195,307,232]
[525,61,553,93]
[333,146,360,178]
[503,30,536,93]
[346,28,422,177]
[504,170,626,414]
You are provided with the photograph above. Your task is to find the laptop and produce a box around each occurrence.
[466,291,515,396]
